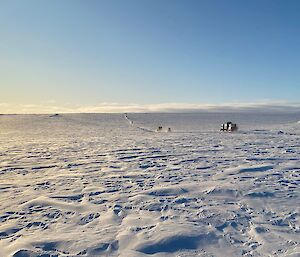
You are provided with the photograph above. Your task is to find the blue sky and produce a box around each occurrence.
[1,0,300,113]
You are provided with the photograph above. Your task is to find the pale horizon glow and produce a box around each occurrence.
[1,101,300,114]
[1,1,300,112]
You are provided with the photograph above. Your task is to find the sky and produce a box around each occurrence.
[1,0,300,113]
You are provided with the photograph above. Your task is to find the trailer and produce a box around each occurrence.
[221,121,238,132]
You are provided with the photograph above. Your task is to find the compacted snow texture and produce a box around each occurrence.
[0,113,299,257]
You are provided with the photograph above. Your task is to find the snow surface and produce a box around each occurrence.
[0,113,299,257]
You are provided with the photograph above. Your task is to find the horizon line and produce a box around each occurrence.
[1,101,300,115]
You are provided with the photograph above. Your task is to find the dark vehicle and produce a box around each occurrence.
[221,121,238,132]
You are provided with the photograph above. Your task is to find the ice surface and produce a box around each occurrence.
[0,113,299,256]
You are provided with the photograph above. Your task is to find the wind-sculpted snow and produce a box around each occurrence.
[0,113,299,257]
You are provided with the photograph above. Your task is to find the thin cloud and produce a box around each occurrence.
[1,101,300,114]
